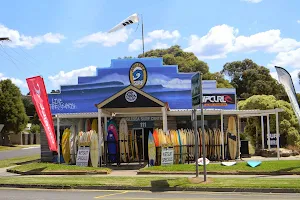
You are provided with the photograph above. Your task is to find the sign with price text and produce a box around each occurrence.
[76,147,90,167]
[161,147,174,165]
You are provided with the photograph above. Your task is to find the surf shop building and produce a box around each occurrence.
[42,58,283,166]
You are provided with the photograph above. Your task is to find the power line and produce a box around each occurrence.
[0,44,23,72]
[17,46,41,65]
[0,43,38,77]
[6,46,42,75]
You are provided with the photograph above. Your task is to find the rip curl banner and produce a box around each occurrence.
[26,76,57,152]
[275,66,300,127]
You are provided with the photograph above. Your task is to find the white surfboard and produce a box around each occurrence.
[69,125,76,164]
[221,161,237,166]
[197,157,210,166]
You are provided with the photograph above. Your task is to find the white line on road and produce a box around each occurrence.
[22,147,40,150]
[94,191,128,199]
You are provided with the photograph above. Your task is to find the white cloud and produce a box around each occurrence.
[128,38,152,52]
[184,24,300,59]
[0,24,65,49]
[74,28,132,47]
[148,74,191,89]
[297,20,300,24]
[128,29,180,52]
[242,0,262,3]
[48,66,97,88]
[0,73,27,88]
[161,78,190,89]
[268,48,300,69]
[152,42,169,49]
[147,30,180,41]
[234,30,300,53]
[184,24,238,59]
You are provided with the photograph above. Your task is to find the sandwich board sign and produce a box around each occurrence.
[76,146,90,167]
[191,72,201,108]
[161,147,174,165]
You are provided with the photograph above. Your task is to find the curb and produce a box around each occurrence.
[137,171,300,175]
[6,169,109,175]
[15,159,41,165]
[0,184,299,193]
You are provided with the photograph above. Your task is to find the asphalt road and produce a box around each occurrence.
[0,188,299,200]
[0,146,40,160]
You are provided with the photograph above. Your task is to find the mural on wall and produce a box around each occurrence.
[48,58,236,114]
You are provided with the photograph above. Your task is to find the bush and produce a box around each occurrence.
[238,95,300,149]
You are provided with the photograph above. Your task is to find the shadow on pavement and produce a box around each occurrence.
[150,180,170,192]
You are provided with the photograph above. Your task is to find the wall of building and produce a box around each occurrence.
[48,58,236,114]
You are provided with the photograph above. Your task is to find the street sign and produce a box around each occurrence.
[191,72,207,182]
[0,124,4,132]
[191,72,201,108]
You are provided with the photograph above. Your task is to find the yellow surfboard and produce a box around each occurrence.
[62,128,71,164]
[91,119,98,133]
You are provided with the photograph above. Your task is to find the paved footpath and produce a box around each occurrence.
[2,168,300,179]
[0,188,299,200]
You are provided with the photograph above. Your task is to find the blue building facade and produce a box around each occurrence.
[48,58,236,114]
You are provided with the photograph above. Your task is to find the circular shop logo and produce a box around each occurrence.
[125,90,137,103]
[129,62,147,89]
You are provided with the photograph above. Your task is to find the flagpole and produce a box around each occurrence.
[141,14,145,57]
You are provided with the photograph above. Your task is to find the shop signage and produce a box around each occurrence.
[203,94,235,106]
[266,133,280,147]
[76,147,90,167]
[125,116,163,122]
[129,62,148,89]
[191,72,201,108]
[161,147,174,165]
[125,90,137,102]
[133,121,154,128]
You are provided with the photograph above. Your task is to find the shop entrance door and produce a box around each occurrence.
[132,128,144,162]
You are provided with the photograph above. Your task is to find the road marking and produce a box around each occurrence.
[22,147,39,150]
[94,197,297,200]
[94,191,128,199]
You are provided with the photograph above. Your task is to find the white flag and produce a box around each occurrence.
[275,66,300,127]
[108,13,139,33]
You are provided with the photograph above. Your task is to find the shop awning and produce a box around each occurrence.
[167,108,284,116]
[95,85,166,114]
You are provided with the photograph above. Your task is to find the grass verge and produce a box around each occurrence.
[0,155,40,168]
[0,176,299,189]
[8,162,111,174]
[140,160,300,173]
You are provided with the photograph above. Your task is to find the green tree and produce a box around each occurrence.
[238,95,300,149]
[22,95,40,124]
[221,59,284,99]
[30,124,40,134]
[136,45,232,88]
[22,96,35,117]
[0,80,29,145]
[203,72,233,88]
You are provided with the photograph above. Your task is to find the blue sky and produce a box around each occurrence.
[1,0,300,94]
